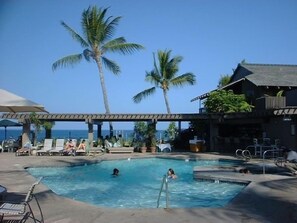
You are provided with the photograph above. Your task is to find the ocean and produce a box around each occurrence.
[0,129,166,142]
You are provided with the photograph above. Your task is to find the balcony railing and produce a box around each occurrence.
[255,96,286,110]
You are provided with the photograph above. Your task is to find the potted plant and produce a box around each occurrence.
[147,122,157,153]
[133,121,148,153]
[149,137,157,153]
[141,142,147,153]
[123,138,132,147]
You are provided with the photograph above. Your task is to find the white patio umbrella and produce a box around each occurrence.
[0,89,47,113]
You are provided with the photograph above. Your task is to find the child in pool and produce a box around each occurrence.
[168,168,177,179]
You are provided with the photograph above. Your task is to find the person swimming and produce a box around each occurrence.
[168,168,177,179]
[112,168,119,176]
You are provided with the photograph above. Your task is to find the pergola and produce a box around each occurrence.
[1,113,212,146]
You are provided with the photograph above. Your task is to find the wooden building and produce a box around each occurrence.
[191,63,297,152]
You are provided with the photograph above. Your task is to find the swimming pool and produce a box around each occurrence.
[27,158,246,208]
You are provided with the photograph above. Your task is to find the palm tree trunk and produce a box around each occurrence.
[163,89,171,114]
[45,129,52,139]
[95,58,113,135]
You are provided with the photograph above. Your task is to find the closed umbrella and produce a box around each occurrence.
[0,119,22,140]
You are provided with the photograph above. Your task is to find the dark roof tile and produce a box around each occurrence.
[241,63,297,87]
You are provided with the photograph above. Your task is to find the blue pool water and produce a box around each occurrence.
[27,158,246,208]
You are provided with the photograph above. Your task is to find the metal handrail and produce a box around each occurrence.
[235,149,251,160]
[262,149,283,174]
[242,149,252,160]
[235,149,243,158]
[157,174,169,208]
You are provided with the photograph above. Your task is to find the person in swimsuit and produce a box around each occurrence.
[168,168,177,179]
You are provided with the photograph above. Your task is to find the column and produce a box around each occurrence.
[21,120,30,147]
[87,119,94,148]
[96,122,102,139]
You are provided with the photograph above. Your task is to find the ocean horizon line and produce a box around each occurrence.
[0,129,168,142]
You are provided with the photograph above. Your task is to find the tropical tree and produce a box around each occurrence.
[29,112,42,146]
[43,121,55,139]
[52,6,144,134]
[133,121,148,147]
[203,90,253,113]
[217,74,231,88]
[132,49,196,114]
[29,112,55,145]
[165,122,178,141]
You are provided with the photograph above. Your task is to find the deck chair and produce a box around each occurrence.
[49,139,65,155]
[0,177,44,223]
[36,139,53,156]
[2,139,16,153]
[63,139,76,156]
[15,141,32,156]
[75,139,87,156]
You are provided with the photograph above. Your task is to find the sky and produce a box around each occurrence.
[1,0,297,130]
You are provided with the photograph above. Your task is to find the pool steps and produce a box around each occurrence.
[193,166,251,184]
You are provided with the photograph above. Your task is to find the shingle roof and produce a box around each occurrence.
[191,63,297,102]
[240,63,297,87]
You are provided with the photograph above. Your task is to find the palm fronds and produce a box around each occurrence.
[171,73,196,87]
[104,37,144,54]
[61,21,89,48]
[133,87,156,103]
[132,49,196,113]
[145,71,161,86]
[52,54,83,71]
[103,16,121,42]
[102,56,120,74]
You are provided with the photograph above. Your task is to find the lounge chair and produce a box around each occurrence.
[75,139,87,156]
[104,139,112,148]
[1,139,16,153]
[62,139,76,156]
[0,177,44,223]
[15,141,32,156]
[36,139,53,156]
[88,147,104,155]
[49,139,65,155]
[157,143,172,152]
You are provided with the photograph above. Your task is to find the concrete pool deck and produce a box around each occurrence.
[0,152,297,223]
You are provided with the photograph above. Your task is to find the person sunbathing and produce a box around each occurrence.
[64,139,75,155]
[15,141,32,156]
[77,139,86,151]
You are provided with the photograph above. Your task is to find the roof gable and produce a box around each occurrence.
[232,63,297,87]
[191,63,297,102]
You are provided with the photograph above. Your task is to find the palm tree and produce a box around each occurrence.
[29,112,42,146]
[52,6,144,134]
[133,49,196,114]
[217,74,231,88]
